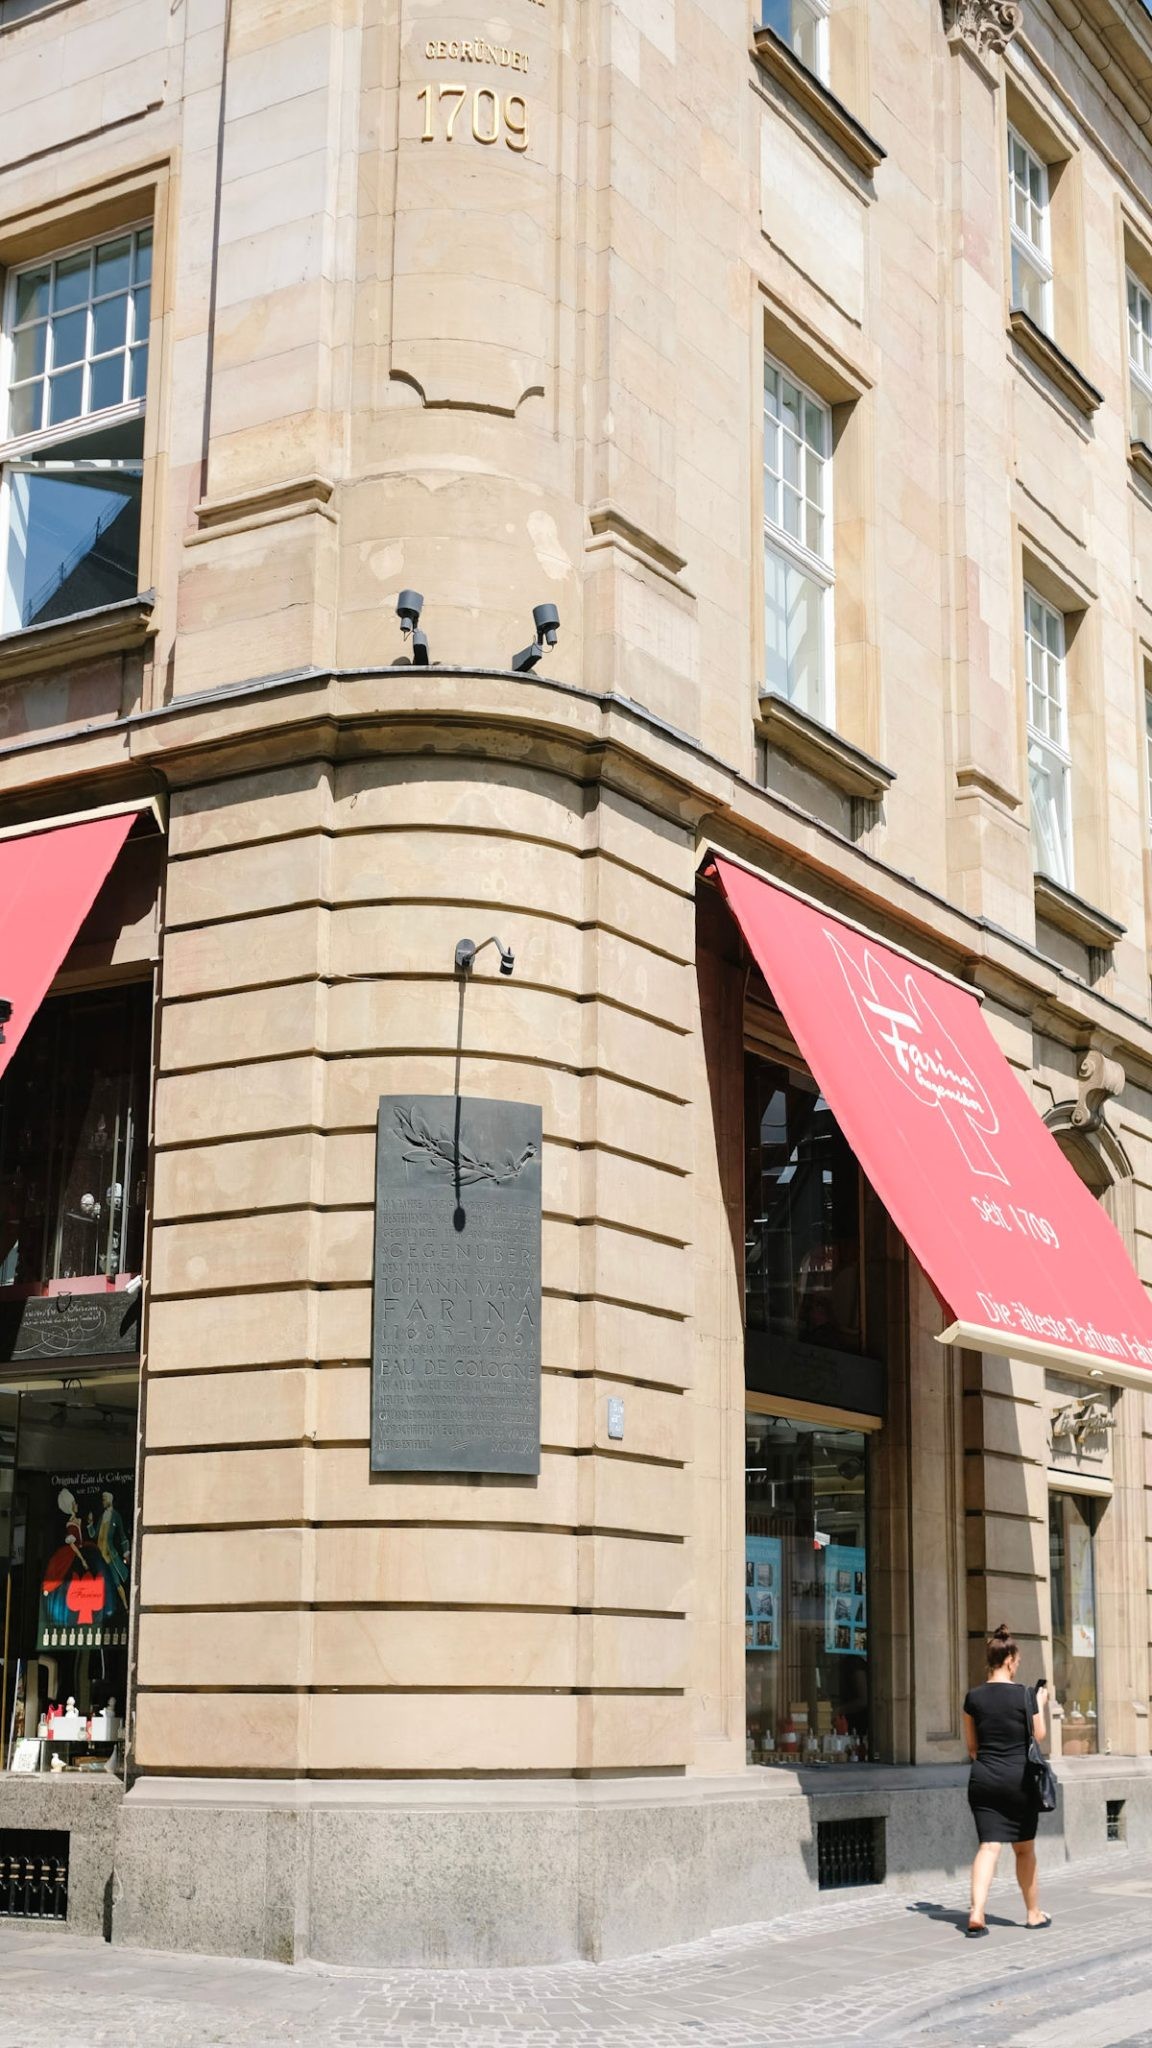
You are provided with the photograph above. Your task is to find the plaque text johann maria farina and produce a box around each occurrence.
[371,1095,542,1474]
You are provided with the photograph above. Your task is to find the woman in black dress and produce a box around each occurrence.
[962,1623,1050,1936]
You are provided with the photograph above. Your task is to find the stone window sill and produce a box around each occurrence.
[1008,311,1102,419]
[1034,873,1124,950]
[757,691,894,801]
[750,28,886,176]
[1129,439,1152,490]
[0,592,155,684]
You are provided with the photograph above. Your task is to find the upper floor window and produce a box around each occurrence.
[763,355,833,725]
[1024,584,1072,889]
[1144,683,1152,838]
[1127,271,1152,449]
[1,226,151,635]
[1008,128,1053,332]
[760,0,829,81]
[0,0,54,20]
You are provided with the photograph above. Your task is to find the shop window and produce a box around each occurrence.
[760,0,829,80]
[1048,1490,1099,1755]
[1024,584,1073,891]
[745,1411,870,1765]
[762,355,834,725]
[1,1372,137,1773]
[745,1055,867,1357]
[0,983,150,1292]
[1,226,151,633]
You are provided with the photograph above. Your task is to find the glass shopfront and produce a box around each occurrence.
[745,1410,870,1763]
[1049,1490,1099,1755]
[744,1045,886,1766]
[0,979,148,1774]
[1,1373,137,1771]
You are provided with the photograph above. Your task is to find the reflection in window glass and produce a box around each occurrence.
[746,1412,869,1763]
[0,1374,138,1773]
[2,419,143,631]
[1048,1491,1098,1754]
[761,0,829,80]
[0,983,150,1290]
[745,1056,863,1356]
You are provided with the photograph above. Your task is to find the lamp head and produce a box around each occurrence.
[532,602,560,648]
[396,590,423,636]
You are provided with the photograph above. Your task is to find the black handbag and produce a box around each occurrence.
[1023,1687,1058,1813]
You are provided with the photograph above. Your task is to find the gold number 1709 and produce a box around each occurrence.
[417,83,529,151]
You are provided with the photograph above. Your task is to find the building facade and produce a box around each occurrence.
[2,0,1152,1965]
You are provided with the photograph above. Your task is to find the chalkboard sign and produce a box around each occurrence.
[371,1096,542,1474]
[0,1289,140,1363]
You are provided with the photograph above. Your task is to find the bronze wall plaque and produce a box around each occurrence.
[371,1095,542,1474]
[0,1289,141,1364]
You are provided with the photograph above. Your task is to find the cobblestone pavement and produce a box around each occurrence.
[0,1851,1149,2046]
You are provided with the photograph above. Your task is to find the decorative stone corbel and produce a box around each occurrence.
[942,0,1022,56]
[1071,1047,1125,1133]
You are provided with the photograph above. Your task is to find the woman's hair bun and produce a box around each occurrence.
[985,1622,1018,1668]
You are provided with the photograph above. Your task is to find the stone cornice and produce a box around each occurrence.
[1043,0,1152,135]
[756,691,894,801]
[0,591,155,684]
[2,663,1151,1073]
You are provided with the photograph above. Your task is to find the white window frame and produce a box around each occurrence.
[1024,583,1073,890]
[1127,270,1152,449]
[1143,683,1152,842]
[1008,126,1054,333]
[762,352,834,727]
[0,224,151,636]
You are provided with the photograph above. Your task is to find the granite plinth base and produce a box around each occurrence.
[0,1772,123,1937]
[108,1761,1152,1966]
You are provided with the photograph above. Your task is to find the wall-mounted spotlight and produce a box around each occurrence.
[0,998,10,1045]
[454,935,515,978]
[396,589,430,666]
[511,602,560,674]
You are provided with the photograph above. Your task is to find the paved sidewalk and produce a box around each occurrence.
[0,1850,1149,2046]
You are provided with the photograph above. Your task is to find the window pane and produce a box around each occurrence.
[3,466,141,630]
[745,1058,862,1353]
[93,295,129,354]
[7,381,43,438]
[1134,378,1152,448]
[765,543,826,720]
[1048,1493,1098,1755]
[1012,246,1049,327]
[131,284,151,342]
[13,324,46,381]
[1029,742,1072,889]
[95,237,132,297]
[129,345,149,401]
[50,308,88,369]
[90,353,128,413]
[53,249,91,312]
[746,1412,870,1764]
[14,266,50,324]
[133,230,153,285]
[48,367,84,426]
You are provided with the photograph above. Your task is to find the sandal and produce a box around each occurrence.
[1025,1914,1052,1929]
[966,1920,989,1937]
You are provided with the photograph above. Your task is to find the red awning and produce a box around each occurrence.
[0,812,135,1083]
[711,853,1152,1387]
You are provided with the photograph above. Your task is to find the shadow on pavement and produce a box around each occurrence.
[905,1901,1017,1936]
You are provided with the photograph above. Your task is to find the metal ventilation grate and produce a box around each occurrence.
[1106,1799,1126,1844]
[817,1816,883,1891]
[0,1831,69,1919]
